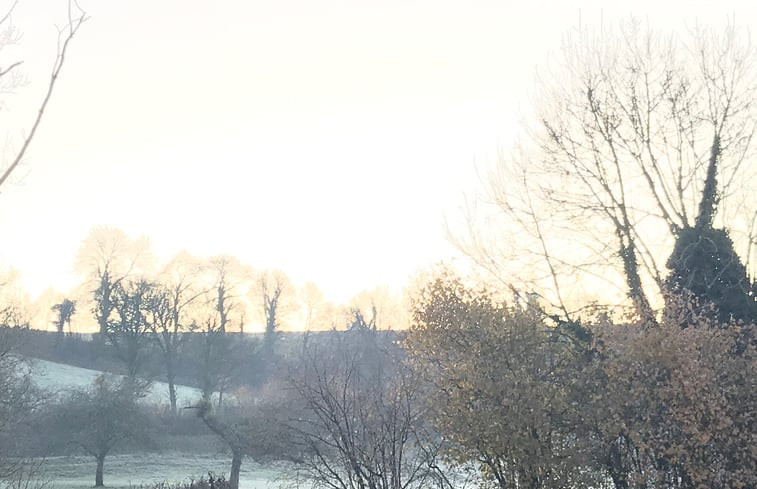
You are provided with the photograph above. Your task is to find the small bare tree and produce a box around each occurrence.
[56,375,149,487]
[288,327,451,489]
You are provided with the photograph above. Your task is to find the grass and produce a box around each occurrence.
[36,453,293,489]
[30,359,202,407]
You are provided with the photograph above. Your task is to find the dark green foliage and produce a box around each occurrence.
[666,225,756,325]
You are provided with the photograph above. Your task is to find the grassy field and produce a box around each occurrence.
[26,360,299,488]
[30,358,202,407]
[36,453,294,489]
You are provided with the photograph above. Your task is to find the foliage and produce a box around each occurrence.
[666,225,756,325]
[594,297,756,489]
[51,298,76,336]
[407,273,598,489]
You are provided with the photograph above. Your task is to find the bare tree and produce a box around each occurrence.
[203,255,250,335]
[191,256,252,406]
[0,0,86,189]
[0,309,39,481]
[288,327,450,489]
[189,394,291,489]
[147,253,204,415]
[55,375,149,487]
[75,226,154,337]
[102,279,156,388]
[257,269,294,356]
[459,20,757,322]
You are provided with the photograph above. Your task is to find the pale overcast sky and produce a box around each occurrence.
[0,0,752,303]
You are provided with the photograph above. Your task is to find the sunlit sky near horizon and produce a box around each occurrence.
[0,0,753,305]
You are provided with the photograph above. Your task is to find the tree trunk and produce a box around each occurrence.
[619,234,656,325]
[229,451,242,489]
[166,359,177,416]
[95,454,105,487]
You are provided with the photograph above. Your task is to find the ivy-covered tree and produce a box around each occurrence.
[666,136,757,325]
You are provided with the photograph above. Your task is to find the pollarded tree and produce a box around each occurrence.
[460,20,757,322]
[190,393,292,489]
[256,269,295,357]
[51,298,76,336]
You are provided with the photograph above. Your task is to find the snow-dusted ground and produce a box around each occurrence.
[30,358,203,407]
[38,453,292,489]
[28,360,291,488]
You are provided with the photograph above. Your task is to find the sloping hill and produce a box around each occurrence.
[31,358,202,407]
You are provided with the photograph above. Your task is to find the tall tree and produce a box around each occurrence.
[103,279,156,387]
[75,226,154,337]
[665,136,757,324]
[459,20,757,322]
[256,269,295,364]
[148,252,204,415]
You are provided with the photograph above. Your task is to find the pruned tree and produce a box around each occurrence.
[0,0,87,190]
[458,20,757,322]
[189,393,292,489]
[256,269,295,357]
[50,298,75,336]
[203,255,251,335]
[55,375,150,487]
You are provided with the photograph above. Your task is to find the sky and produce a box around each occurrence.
[0,0,753,305]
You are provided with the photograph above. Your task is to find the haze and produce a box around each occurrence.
[0,0,751,304]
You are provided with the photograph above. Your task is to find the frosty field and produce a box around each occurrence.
[30,358,202,407]
[36,453,291,489]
